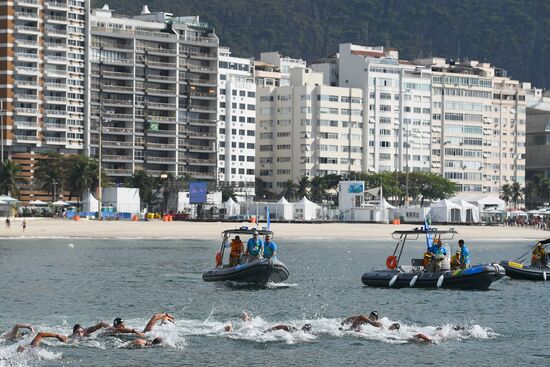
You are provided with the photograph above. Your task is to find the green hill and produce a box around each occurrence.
[91,0,550,88]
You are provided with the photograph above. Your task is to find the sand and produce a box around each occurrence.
[0,218,546,241]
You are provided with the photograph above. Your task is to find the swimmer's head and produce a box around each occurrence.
[113,318,124,327]
[72,324,85,337]
[224,324,233,332]
[389,323,400,331]
[151,337,163,345]
[369,311,379,320]
[301,324,312,332]
[242,311,251,322]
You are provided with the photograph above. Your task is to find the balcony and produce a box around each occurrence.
[14,94,38,102]
[14,80,39,89]
[146,74,177,83]
[146,156,176,163]
[15,52,39,61]
[183,51,217,60]
[16,66,40,75]
[136,46,175,55]
[186,144,216,152]
[104,168,133,176]
[45,96,66,104]
[43,136,67,145]
[189,91,216,99]
[187,104,216,113]
[14,120,39,129]
[145,87,176,96]
[184,118,217,126]
[15,107,39,115]
[45,109,67,117]
[146,101,177,110]
[15,11,39,20]
[45,55,68,64]
[45,69,67,77]
[45,1,68,9]
[102,140,134,148]
[187,158,216,166]
[45,42,66,50]
[147,142,176,150]
[99,84,134,93]
[14,134,39,143]
[45,27,67,38]
[102,155,134,162]
[146,129,175,137]
[19,0,40,6]
[15,38,39,48]
[15,25,40,34]
[100,71,133,79]
[91,26,175,41]
[185,130,216,139]
[140,114,176,122]
[180,63,217,74]
[102,126,133,134]
[45,82,68,90]
[142,60,177,70]
[182,77,217,87]
[44,123,67,130]
[46,15,68,23]
[180,35,218,45]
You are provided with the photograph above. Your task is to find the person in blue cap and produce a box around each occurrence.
[458,239,471,269]
[263,235,277,259]
[246,231,264,259]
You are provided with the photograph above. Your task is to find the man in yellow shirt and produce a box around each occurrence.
[229,235,244,267]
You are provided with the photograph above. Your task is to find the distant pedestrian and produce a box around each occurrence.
[5,217,10,228]
[22,219,27,231]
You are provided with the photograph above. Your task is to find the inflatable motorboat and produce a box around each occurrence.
[202,228,289,284]
[500,238,550,281]
[361,228,505,290]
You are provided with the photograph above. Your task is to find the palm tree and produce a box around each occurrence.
[0,159,22,198]
[34,152,65,201]
[511,181,523,208]
[280,179,297,200]
[309,176,326,203]
[296,176,310,199]
[500,183,512,207]
[64,154,102,206]
[220,182,236,202]
[126,170,155,209]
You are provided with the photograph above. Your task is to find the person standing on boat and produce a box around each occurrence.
[246,231,264,260]
[531,242,547,267]
[229,235,244,267]
[428,240,447,272]
[458,239,471,269]
[263,235,277,259]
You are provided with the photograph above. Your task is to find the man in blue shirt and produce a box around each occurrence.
[246,231,264,259]
[458,239,470,269]
[263,235,277,259]
[428,240,447,272]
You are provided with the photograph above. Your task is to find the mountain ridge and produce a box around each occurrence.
[91,0,550,88]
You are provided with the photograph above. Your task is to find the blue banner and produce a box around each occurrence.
[189,181,208,204]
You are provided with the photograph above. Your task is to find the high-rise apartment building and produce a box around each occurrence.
[88,5,218,184]
[0,0,86,201]
[256,68,363,190]
[419,58,527,194]
[525,87,550,180]
[217,47,255,196]
[259,51,306,86]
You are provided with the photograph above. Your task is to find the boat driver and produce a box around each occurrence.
[531,242,547,267]
[229,235,244,267]
[458,239,471,269]
[263,235,277,259]
[246,231,264,260]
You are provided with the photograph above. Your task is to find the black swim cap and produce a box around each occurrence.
[390,323,400,330]
[151,337,163,345]
[369,311,379,320]
[113,318,124,327]
[73,324,82,333]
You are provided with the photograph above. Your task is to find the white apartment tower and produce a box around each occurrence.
[260,51,306,86]
[217,47,256,196]
[256,68,363,191]
[88,5,219,184]
[0,0,86,201]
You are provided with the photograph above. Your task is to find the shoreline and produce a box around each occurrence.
[0,218,546,241]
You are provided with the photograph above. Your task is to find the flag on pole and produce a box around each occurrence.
[423,215,433,251]
[266,206,271,230]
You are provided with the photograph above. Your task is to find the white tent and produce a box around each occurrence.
[430,199,463,223]
[453,199,480,223]
[29,199,48,206]
[0,195,19,204]
[52,200,69,206]
[81,192,99,213]
[272,196,294,220]
[223,197,240,217]
[294,196,319,220]
[476,196,506,211]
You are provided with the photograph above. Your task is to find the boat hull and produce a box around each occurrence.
[500,261,549,281]
[361,264,505,290]
[202,258,289,284]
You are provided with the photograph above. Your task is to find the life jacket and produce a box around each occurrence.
[230,240,243,257]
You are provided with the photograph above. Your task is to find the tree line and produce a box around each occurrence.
[256,171,458,206]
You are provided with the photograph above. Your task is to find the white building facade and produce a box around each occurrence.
[217,47,256,196]
[260,51,306,86]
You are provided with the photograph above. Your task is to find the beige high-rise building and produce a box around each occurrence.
[0,0,86,201]
[419,58,527,194]
[88,5,218,184]
[256,68,363,192]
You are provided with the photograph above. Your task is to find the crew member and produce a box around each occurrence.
[458,239,471,269]
[531,242,547,267]
[229,235,244,267]
[246,231,264,259]
[428,240,447,272]
[263,235,277,259]
[450,249,461,271]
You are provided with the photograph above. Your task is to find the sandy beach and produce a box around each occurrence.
[0,217,546,241]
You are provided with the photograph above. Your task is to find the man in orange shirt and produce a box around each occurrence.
[229,235,244,267]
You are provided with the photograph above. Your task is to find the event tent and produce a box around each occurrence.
[223,197,240,217]
[430,199,463,223]
[272,197,293,220]
[452,199,480,223]
[294,196,320,220]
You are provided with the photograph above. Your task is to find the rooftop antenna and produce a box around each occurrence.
[365,22,368,46]
[457,40,460,62]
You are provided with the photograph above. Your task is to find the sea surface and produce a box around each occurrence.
[0,234,548,366]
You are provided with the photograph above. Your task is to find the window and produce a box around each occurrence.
[247,130,255,136]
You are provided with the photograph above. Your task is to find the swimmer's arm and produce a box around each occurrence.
[414,333,432,343]
[143,313,175,332]
[30,332,68,347]
[113,327,145,337]
[84,321,109,336]
[4,324,34,340]
[367,319,382,328]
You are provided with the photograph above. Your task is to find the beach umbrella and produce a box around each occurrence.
[52,200,69,206]
[0,195,19,204]
[29,199,48,206]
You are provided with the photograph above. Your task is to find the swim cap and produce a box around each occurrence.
[389,323,400,330]
[113,318,124,327]
[369,311,379,320]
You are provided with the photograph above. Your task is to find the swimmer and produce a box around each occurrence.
[129,337,164,348]
[17,332,68,353]
[242,311,252,322]
[103,318,145,337]
[409,333,433,343]
[1,324,34,341]
[264,324,312,333]
[341,311,382,330]
[70,321,110,339]
[142,313,175,333]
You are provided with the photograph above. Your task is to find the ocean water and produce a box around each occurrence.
[0,235,548,366]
